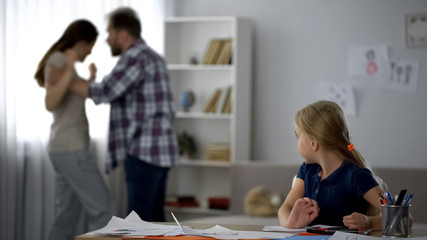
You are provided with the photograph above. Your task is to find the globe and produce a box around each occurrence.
[181,90,195,111]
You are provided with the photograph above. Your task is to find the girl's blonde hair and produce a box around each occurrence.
[296,100,379,216]
[295,100,367,168]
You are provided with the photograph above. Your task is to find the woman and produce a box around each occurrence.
[35,19,114,240]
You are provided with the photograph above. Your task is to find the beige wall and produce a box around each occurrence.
[167,0,427,169]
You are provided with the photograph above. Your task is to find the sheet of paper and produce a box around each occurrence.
[376,59,420,93]
[317,81,357,117]
[330,231,427,240]
[263,225,306,232]
[348,45,389,77]
[86,211,180,237]
[282,236,330,240]
[229,230,294,239]
[181,225,237,236]
[171,212,294,239]
[87,211,295,239]
[263,224,337,233]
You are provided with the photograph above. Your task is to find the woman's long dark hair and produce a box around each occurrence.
[34,19,98,87]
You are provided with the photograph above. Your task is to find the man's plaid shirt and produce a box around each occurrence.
[89,38,179,170]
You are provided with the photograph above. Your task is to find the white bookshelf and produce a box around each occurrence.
[164,16,252,217]
[168,64,233,71]
[175,111,232,120]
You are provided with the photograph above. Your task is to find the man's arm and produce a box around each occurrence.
[70,62,96,98]
[70,80,90,98]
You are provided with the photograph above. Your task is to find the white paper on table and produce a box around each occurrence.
[330,231,427,240]
[330,231,375,240]
[171,212,294,239]
[209,230,294,240]
[85,211,180,237]
[165,224,294,239]
[263,225,306,232]
[183,225,237,235]
[86,211,295,239]
[263,224,338,233]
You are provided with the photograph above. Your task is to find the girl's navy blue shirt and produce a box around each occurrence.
[297,161,378,226]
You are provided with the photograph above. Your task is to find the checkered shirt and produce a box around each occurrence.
[88,38,179,170]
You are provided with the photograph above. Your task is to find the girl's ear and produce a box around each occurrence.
[311,140,319,151]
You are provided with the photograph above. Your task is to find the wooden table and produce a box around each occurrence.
[75,222,427,239]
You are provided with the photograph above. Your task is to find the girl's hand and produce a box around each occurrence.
[343,212,371,230]
[287,197,319,228]
[88,63,97,82]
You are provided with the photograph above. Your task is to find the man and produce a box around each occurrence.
[71,7,179,222]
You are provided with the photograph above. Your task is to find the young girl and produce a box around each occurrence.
[278,100,383,230]
[34,20,114,240]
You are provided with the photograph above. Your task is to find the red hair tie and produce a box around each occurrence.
[347,143,354,151]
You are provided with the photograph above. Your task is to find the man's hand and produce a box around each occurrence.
[88,63,97,82]
[287,197,319,228]
[70,80,89,98]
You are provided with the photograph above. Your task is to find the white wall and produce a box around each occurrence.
[166,0,427,169]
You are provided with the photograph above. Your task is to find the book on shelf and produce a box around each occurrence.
[203,88,222,113]
[216,85,231,113]
[202,39,219,64]
[208,197,230,210]
[208,39,225,64]
[203,87,232,114]
[215,39,232,65]
[201,39,214,64]
[221,86,232,114]
[205,142,230,162]
[201,38,232,65]
[165,196,199,208]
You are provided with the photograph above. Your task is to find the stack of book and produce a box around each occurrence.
[201,38,232,65]
[208,197,230,210]
[165,196,199,208]
[203,86,232,114]
[205,142,230,162]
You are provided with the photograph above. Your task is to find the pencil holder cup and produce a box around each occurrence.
[382,205,411,238]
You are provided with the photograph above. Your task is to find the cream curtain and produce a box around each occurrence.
[0,1,165,239]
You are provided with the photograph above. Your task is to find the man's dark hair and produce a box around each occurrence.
[108,7,141,38]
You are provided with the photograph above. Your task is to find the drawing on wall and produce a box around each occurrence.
[365,49,378,75]
[406,12,427,47]
[377,59,420,92]
[317,81,356,117]
[348,45,389,77]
